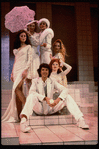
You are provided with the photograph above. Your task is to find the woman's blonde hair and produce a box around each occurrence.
[53,39,68,61]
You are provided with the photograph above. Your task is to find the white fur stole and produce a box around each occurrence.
[39,28,54,44]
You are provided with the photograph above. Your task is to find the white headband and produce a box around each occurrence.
[26,20,38,26]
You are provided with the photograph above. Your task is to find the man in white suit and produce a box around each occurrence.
[20,63,89,132]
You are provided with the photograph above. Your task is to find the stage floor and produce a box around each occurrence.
[1,113,98,145]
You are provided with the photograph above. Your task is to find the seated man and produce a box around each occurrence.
[20,63,89,132]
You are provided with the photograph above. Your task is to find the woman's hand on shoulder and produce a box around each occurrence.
[26,31,32,37]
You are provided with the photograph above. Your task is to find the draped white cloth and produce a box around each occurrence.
[28,32,40,79]
[2,45,32,122]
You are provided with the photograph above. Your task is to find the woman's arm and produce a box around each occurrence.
[60,60,72,76]
[25,45,32,70]
[30,34,40,46]
[22,45,32,79]
[58,53,65,62]
[26,30,40,46]
[10,58,16,82]
[10,49,17,82]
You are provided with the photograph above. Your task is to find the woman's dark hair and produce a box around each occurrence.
[49,59,62,74]
[14,30,31,49]
[37,63,52,77]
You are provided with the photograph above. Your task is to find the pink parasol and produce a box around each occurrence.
[5,6,35,33]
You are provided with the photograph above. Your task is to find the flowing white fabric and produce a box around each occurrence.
[28,32,40,79]
[39,28,54,44]
[2,45,32,122]
[2,72,23,122]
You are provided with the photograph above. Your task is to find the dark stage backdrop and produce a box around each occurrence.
[52,5,78,82]
[90,7,98,81]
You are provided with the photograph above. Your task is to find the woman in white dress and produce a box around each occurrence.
[2,30,32,122]
[49,58,72,114]
[26,18,54,65]
[25,20,40,90]
[51,39,69,87]
[49,58,72,87]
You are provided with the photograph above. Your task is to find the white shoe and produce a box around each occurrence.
[20,122,31,133]
[77,117,89,129]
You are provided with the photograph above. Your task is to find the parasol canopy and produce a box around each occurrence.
[5,6,35,33]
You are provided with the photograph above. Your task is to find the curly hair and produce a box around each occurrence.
[53,39,68,61]
[14,30,31,49]
[49,58,62,74]
[37,63,52,77]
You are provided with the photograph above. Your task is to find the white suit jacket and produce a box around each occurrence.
[29,77,68,102]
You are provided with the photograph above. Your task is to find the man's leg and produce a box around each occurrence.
[20,94,39,132]
[48,100,65,114]
[49,94,89,129]
[65,94,83,121]
[65,94,89,129]
[20,94,38,120]
[33,101,43,115]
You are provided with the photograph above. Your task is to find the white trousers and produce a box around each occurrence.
[20,94,83,121]
[40,51,52,64]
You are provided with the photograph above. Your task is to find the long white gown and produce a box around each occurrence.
[54,53,68,87]
[27,32,40,79]
[2,45,32,122]
[50,61,72,100]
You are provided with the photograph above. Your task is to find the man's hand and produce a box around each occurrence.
[44,97,55,107]
[53,98,61,106]
[44,97,61,107]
